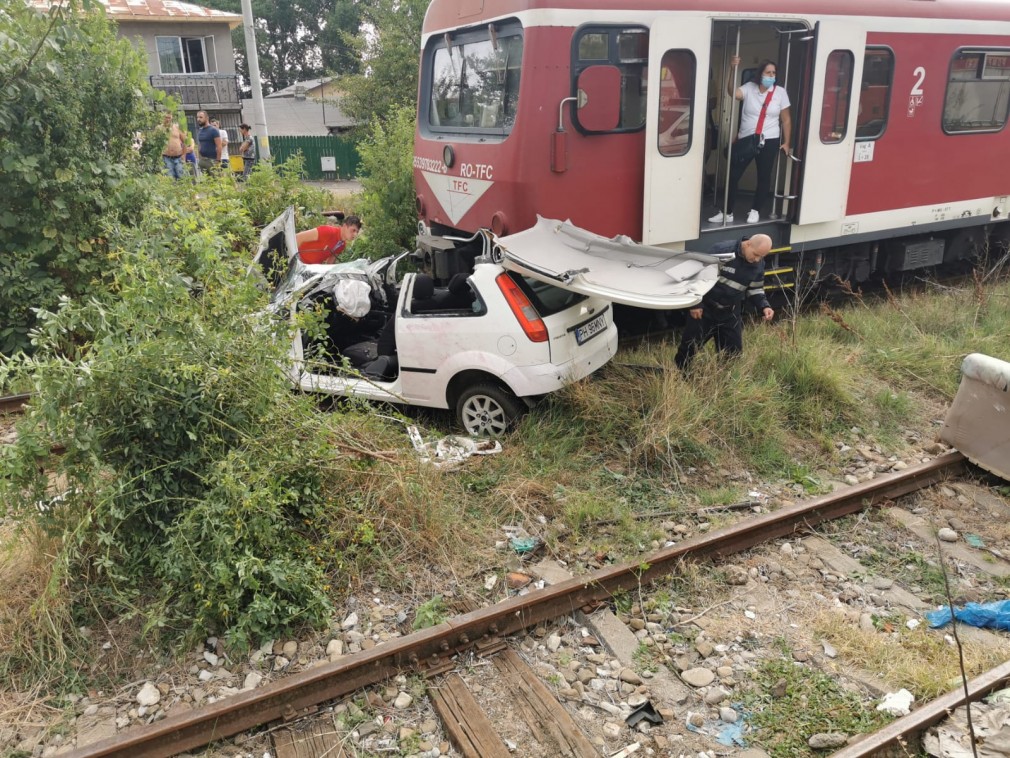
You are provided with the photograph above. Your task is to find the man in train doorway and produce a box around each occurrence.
[674,234,775,371]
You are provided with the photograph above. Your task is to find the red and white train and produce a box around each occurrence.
[412,0,1010,288]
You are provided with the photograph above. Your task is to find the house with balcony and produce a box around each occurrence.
[33,0,243,139]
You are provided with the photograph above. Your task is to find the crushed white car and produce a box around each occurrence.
[253,209,723,436]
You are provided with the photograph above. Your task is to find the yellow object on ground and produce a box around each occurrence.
[229,155,244,173]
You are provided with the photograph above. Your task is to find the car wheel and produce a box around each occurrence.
[455,383,523,437]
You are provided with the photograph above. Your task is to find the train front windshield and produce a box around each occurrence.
[425,23,523,134]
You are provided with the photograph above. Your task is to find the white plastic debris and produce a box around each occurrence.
[484,574,497,591]
[407,425,502,469]
[609,744,642,758]
[906,618,921,630]
[877,688,915,716]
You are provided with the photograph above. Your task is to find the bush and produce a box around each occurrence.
[0,3,156,355]
[237,154,332,229]
[354,104,419,258]
[0,191,338,667]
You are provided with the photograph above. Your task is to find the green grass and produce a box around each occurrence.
[739,654,891,756]
[861,548,948,604]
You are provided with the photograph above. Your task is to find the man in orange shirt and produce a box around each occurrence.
[296,216,362,264]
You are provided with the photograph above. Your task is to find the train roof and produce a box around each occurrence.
[423,0,1010,33]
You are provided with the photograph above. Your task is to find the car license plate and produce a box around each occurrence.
[575,313,607,345]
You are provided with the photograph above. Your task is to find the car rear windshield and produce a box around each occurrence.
[508,272,587,317]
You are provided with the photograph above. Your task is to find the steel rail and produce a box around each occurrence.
[831,659,1010,757]
[70,451,966,758]
[0,393,31,414]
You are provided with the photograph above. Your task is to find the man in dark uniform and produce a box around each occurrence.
[675,233,775,370]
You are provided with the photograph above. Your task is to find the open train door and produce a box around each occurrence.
[797,20,865,225]
[643,15,711,246]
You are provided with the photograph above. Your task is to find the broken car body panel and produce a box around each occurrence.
[494,216,723,310]
[941,352,1010,481]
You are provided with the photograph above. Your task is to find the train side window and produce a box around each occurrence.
[820,50,854,144]
[943,49,1010,133]
[579,33,608,60]
[856,48,894,140]
[572,25,649,134]
[657,50,695,157]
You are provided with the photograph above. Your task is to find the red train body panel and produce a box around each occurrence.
[413,0,1010,285]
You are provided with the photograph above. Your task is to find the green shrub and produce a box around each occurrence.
[0,194,338,665]
[354,104,419,258]
[0,3,155,355]
[238,154,331,228]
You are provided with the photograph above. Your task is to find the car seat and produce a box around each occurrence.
[411,274,438,312]
[432,272,475,310]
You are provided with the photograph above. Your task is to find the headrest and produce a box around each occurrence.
[413,274,435,300]
[447,272,470,296]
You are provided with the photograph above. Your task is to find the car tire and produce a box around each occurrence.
[455,383,523,437]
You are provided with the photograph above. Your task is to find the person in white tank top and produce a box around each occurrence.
[709,57,793,225]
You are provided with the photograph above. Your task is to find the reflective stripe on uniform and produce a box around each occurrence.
[717,276,747,291]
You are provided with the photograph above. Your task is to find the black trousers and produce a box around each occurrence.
[727,137,780,215]
[674,308,743,370]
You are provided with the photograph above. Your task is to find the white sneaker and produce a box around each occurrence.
[708,211,733,223]
[747,209,760,224]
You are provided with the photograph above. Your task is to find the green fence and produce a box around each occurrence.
[269,135,361,180]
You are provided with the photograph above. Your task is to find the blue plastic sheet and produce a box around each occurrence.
[685,705,749,747]
[925,599,1010,630]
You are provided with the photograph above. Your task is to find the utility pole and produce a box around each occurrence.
[240,0,270,159]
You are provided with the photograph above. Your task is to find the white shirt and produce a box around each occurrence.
[737,81,790,141]
[219,128,230,160]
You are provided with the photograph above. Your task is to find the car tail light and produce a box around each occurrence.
[496,273,548,343]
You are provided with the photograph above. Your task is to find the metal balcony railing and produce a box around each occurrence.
[149,73,241,109]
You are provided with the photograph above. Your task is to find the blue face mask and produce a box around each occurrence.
[761,75,776,88]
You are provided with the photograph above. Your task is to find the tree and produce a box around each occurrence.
[320,0,364,78]
[338,0,427,124]
[201,0,361,93]
[0,2,155,355]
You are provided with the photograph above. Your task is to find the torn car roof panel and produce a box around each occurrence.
[495,216,723,310]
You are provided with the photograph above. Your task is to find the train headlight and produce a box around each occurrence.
[442,145,455,168]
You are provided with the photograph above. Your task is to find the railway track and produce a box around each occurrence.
[59,450,1010,758]
[0,392,31,415]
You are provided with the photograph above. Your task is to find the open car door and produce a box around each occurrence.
[494,216,723,309]
[250,206,300,288]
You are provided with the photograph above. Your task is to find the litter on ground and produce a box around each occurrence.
[926,599,1010,631]
[407,425,502,468]
[877,688,915,716]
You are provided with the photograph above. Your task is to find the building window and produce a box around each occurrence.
[157,36,218,74]
[820,50,854,143]
[572,26,649,133]
[657,50,695,157]
[943,49,1010,133]
[856,48,893,140]
[426,23,523,133]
